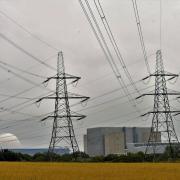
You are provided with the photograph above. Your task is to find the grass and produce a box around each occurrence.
[0,162,179,180]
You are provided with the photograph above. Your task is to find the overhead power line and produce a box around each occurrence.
[0,102,151,146]
[0,83,150,129]
[0,92,33,100]
[0,53,56,87]
[0,90,53,118]
[79,0,142,117]
[131,0,151,74]
[77,84,155,113]
[159,0,162,50]
[0,63,55,97]
[0,59,47,79]
[0,94,179,146]
[0,9,59,51]
[0,33,56,71]
[94,0,140,95]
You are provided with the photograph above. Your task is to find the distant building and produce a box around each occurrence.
[126,142,166,154]
[9,148,70,155]
[83,127,161,156]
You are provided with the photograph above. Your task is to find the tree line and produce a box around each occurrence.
[0,146,179,162]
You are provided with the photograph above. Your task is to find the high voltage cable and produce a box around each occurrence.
[0,56,148,112]
[0,63,55,95]
[0,107,39,118]
[0,10,59,51]
[79,0,123,80]
[0,91,54,117]
[1,96,179,145]
[34,97,180,133]
[0,71,150,127]
[0,99,179,145]
[2,79,168,123]
[87,79,141,102]
[0,64,45,88]
[131,0,151,74]
[94,0,140,95]
[0,0,155,118]
[0,92,33,100]
[75,77,180,112]
[79,0,142,117]
[0,105,150,143]
[0,53,56,86]
[80,0,142,116]
[0,59,47,79]
[0,78,141,119]
[0,107,150,146]
[78,53,154,89]
[0,84,154,131]
[0,81,142,121]
[0,56,153,111]
[77,84,155,113]
[0,80,150,130]
[0,112,54,131]
[0,86,148,127]
[0,62,175,133]
[70,79,142,109]
[0,1,155,146]
[0,63,57,105]
[0,85,40,104]
[0,33,56,71]
[160,0,162,50]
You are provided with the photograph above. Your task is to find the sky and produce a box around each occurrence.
[0,0,180,151]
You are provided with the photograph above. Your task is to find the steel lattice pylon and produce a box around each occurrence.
[37,52,89,159]
[137,50,180,160]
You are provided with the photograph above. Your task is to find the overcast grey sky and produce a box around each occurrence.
[0,0,180,150]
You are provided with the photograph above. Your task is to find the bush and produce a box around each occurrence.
[104,154,119,162]
[91,156,104,162]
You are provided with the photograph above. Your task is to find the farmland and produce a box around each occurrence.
[0,162,179,180]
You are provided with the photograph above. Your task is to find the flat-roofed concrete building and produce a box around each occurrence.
[104,132,124,155]
[84,127,161,156]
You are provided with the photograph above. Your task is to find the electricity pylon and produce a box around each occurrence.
[36,52,89,159]
[136,50,180,160]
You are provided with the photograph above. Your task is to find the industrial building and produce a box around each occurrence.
[84,127,161,156]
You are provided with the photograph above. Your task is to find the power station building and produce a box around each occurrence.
[83,127,161,156]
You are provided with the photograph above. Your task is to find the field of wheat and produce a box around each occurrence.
[0,162,179,180]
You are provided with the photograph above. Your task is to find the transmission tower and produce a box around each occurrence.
[136,50,180,160]
[36,52,89,158]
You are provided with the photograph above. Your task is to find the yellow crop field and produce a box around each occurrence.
[0,162,179,180]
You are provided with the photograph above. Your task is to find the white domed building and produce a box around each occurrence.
[0,133,22,149]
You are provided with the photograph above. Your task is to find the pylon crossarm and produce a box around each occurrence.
[36,93,55,103]
[136,94,146,99]
[43,74,81,84]
[141,112,150,117]
[71,111,87,120]
[142,75,152,81]
[137,93,180,100]
[142,73,178,81]
[43,76,56,83]
[37,96,89,102]
[40,116,51,122]
[168,76,177,81]
[141,111,180,116]
[174,112,180,116]
[67,92,90,102]
[153,74,179,77]
[40,115,86,121]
